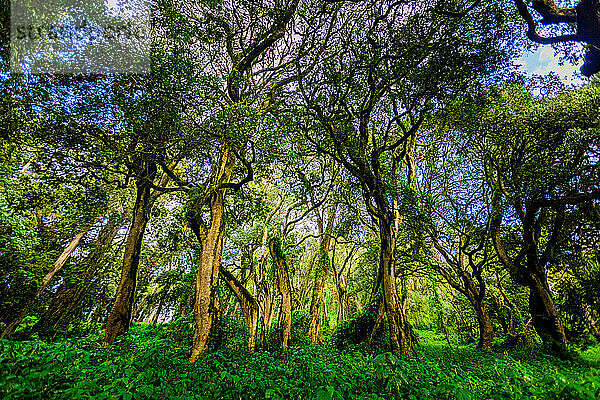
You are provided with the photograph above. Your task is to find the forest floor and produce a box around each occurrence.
[0,322,598,400]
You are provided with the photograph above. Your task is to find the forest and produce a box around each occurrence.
[1,0,600,399]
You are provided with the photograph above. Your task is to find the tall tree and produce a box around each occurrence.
[464,82,600,353]
[269,237,293,352]
[176,0,306,362]
[300,0,509,356]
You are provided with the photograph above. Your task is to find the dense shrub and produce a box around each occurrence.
[1,324,599,399]
[332,295,390,351]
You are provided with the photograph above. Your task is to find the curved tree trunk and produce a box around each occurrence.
[308,209,336,343]
[0,223,93,339]
[34,213,123,335]
[189,189,227,362]
[466,296,494,350]
[220,265,259,354]
[308,218,334,343]
[256,225,274,349]
[104,161,157,344]
[270,237,292,352]
[528,274,567,352]
[491,190,567,354]
[524,215,567,352]
[149,294,166,324]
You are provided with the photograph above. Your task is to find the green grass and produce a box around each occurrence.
[0,324,598,399]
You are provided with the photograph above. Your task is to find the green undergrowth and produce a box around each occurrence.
[1,324,598,400]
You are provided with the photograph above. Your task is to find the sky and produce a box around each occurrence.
[515,45,587,86]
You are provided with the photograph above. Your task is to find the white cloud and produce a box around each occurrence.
[515,46,585,85]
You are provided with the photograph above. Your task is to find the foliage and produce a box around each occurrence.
[332,294,389,351]
[1,325,599,400]
[1,0,599,396]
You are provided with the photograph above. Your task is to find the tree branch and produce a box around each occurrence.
[515,0,583,44]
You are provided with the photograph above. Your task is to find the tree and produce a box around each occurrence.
[514,0,600,77]
[300,0,509,356]
[474,82,600,353]
[33,210,127,336]
[172,0,306,362]
[407,120,499,349]
[269,237,293,352]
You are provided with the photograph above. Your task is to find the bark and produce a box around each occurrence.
[528,274,567,352]
[297,251,318,308]
[333,245,355,325]
[367,298,386,346]
[34,213,123,335]
[336,284,347,325]
[523,208,567,352]
[431,236,494,350]
[379,218,416,357]
[491,188,567,353]
[189,189,227,362]
[465,295,494,350]
[188,144,236,363]
[308,211,335,343]
[495,271,517,336]
[220,265,259,354]
[270,237,292,352]
[0,223,93,339]
[104,161,157,344]
[149,294,165,324]
[259,284,276,349]
[255,198,283,349]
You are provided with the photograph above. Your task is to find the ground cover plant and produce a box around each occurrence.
[1,323,599,399]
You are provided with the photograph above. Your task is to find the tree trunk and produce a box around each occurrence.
[492,193,568,354]
[336,285,347,326]
[458,266,494,350]
[187,143,237,362]
[253,197,283,349]
[189,189,227,362]
[149,295,165,324]
[34,213,123,335]
[467,296,494,350]
[256,251,273,349]
[523,216,567,352]
[220,265,260,354]
[270,237,292,352]
[528,274,567,352]
[308,229,334,343]
[104,162,156,344]
[368,298,386,346]
[380,219,416,357]
[0,223,92,339]
[259,286,275,349]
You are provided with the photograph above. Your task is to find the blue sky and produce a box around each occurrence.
[515,45,586,86]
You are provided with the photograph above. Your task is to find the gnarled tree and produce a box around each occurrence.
[300,0,509,356]
[475,83,600,353]
[514,0,600,77]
